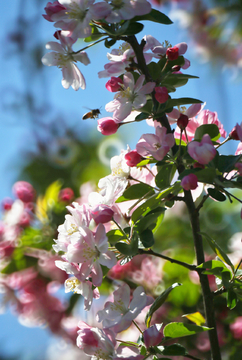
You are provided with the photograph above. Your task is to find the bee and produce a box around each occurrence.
[82,108,101,120]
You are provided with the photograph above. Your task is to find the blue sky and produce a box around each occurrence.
[1,1,242,358]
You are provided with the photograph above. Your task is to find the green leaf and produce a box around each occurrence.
[135,112,148,121]
[200,232,235,272]
[132,9,173,25]
[217,155,242,173]
[194,124,220,141]
[121,21,144,35]
[197,259,230,273]
[162,74,198,89]
[136,207,165,233]
[116,183,155,203]
[139,99,153,114]
[115,231,138,256]
[163,322,211,339]
[147,61,162,81]
[178,168,217,184]
[182,312,206,326]
[139,228,155,248]
[107,229,126,245]
[227,289,238,309]
[104,38,116,48]
[165,97,203,110]
[155,164,176,190]
[207,188,226,202]
[162,344,187,356]
[145,283,182,327]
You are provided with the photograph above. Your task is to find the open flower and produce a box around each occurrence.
[42,31,90,90]
[97,283,153,333]
[188,134,217,164]
[136,125,175,161]
[105,73,155,121]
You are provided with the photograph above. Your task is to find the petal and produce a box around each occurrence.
[42,52,59,66]
[185,103,203,118]
[176,42,188,55]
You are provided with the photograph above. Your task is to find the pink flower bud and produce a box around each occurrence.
[91,205,114,224]
[97,118,119,135]
[188,134,216,165]
[143,325,163,348]
[172,65,181,72]
[181,173,198,191]
[154,86,169,104]
[235,122,242,141]
[229,127,240,140]
[19,211,32,228]
[124,150,143,167]
[13,181,35,203]
[43,1,66,22]
[59,188,74,203]
[166,46,179,61]
[2,198,13,211]
[177,114,189,130]
[105,77,123,92]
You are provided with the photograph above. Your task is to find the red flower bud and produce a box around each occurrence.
[105,77,123,92]
[97,118,119,135]
[177,114,189,130]
[229,127,239,140]
[166,46,179,61]
[13,181,35,203]
[59,188,74,203]
[124,150,143,167]
[154,86,169,104]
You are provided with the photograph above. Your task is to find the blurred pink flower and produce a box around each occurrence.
[181,173,198,190]
[188,134,216,164]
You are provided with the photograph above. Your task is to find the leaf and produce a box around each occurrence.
[107,229,126,245]
[165,97,203,110]
[155,164,176,190]
[116,183,155,203]
[217,155,242,173]
[145,283,182,327]
[104,38,116,48]
[162,344,187,356]
[194,124,220,141]
[163,322,211,339]
[132,9,173,25]
[121,21,144,35]
[200,232,235,272]
[147,61,162,81]
[207,188,226,202]
[115,231,138,256]
[139,228,155,248]
[135,112,148,121]
[162,74,199,89]
[182,312,206,326]
[227,289,238,309]
[136,207,165,233]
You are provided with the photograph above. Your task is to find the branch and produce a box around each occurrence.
[138,249,197,271]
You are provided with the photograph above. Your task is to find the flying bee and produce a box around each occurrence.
[82,108,101,120]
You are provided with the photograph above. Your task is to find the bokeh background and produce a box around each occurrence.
[1,0,242,359]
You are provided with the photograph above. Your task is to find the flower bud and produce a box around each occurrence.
[154,86,169,104]
[91,205,114,224]
[59,188,74,203]
[172,65,181,72]
[166,46,179,61]
[143,325,163,348]
[229,127,239,140]
[177,114,189,130]
[181,173,198,191]
[43,1,66,22]
[97,118,119,135]
[13,181,35,203]
[2,198,13,211]
[105,77,123,92]
[124,150,143,167]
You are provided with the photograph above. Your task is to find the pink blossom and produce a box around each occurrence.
[188,134,217,165]
[12,181,35,203]
[235,142,242,155]
[77,322,116,357]
[124,150,143,167]
[2,198,13,211]
[43,1,66,22]
[166,46,179,60]
[97,117,120,135]
[90,204,114,224]
[229,126,240,140]
[181,173,198,191]
[143,324,163,347]
[154,86,169,104]
[104,0,151,23]
[42,31,90,90]
[136,126,175,161]
[106,77,123,92]
[106,73,155,121]
[97,283,153,333]
[235,122,242,141]
[58,187,74,203]
[151,40,190,69]
[168,103,203,130]
[230,317,242,339]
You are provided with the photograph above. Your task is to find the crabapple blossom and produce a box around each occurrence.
[136,125,175,161]
[188,134,217,165]
[151,39,190,69]
[97,118,120,135]
[12,181,35,203]
[181,173,198,191]
[43,1,66,22]
[154,86,169,104]
[64,277,99,310]
[235,122,242,141]
[167,103,203,127]
[106,77,123,92]
[124,150,143,167]
[90,204,114,224]
[58,187,74,202]
[235,142,242,155]
[106,73,155,121]
[229,126,240,140]
[97,283,153,333]
[42,31,90,90]
[143,324,163,347]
